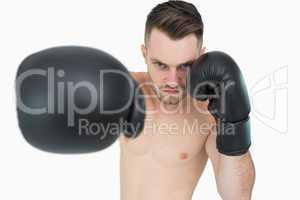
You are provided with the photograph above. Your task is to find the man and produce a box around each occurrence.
[120,1,255,199]
[16,1,255,199]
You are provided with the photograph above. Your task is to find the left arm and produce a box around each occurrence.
[190,51,256,199]
[205,130,255,200]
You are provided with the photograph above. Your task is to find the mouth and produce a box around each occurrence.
[162,89,179,94]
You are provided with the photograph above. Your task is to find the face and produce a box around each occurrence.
[142,28,203,105]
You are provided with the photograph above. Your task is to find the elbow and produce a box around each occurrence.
[218,191,252,200]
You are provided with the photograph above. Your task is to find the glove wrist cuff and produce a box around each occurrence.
[217,117,251,156]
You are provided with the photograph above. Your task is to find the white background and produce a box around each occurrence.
[0,0,298,199]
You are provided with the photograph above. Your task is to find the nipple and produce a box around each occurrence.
[179,153,188,160]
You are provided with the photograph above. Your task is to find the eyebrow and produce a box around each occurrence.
[150,58,196,68]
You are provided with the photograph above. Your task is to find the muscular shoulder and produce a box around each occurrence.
[130,72,154,96]
[130,72,148,84]
[191,99,217,149]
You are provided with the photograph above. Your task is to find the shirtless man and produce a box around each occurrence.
[120,1,255,199]
[16,1,255,199]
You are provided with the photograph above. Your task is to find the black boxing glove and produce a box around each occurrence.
[16,46,145,154]
[189,51,251,156]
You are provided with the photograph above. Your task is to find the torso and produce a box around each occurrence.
[120,72,212,200]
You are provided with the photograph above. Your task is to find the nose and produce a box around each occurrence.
[166,68,179,87]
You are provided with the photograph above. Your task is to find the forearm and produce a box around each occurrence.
[216,152,255,200]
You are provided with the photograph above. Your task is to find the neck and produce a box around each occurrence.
[157,96,192,115]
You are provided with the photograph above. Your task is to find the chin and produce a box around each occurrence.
[160,94,185,105]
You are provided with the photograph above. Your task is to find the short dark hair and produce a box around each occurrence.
[145,0,204,45]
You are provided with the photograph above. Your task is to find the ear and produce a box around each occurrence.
[141,44,147,61]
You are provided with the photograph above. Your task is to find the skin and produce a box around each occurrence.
[119,28,255,200]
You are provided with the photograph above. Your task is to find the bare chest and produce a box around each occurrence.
[121,111,211,166]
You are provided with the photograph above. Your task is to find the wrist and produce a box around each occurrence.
[216,117,251,156]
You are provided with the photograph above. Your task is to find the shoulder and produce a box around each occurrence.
[191,99,216,139]
[130,71,157,110]
[130,72,148,84]
[130,72,154,95]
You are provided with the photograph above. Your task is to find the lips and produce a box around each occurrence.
[162,89,179,94]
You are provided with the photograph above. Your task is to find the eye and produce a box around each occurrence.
[154,62,168,70]
[178,64,192,70]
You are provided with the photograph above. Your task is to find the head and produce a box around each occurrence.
[142,0,205,106]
